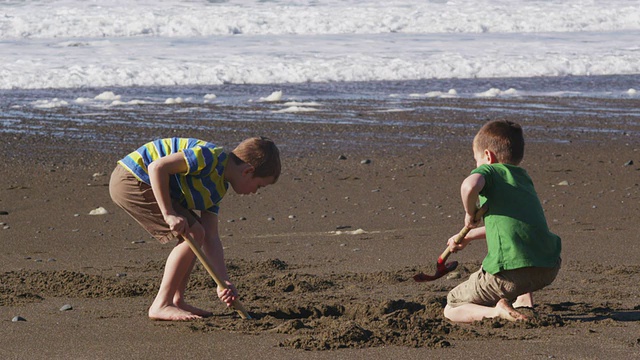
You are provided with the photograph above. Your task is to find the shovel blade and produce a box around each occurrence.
[413,261,459,282]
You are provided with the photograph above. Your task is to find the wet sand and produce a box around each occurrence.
[1,97,639,359]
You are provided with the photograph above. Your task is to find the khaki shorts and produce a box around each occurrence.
[447,260,561,307]
[109,164,199,244]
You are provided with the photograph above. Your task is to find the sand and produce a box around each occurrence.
[1,97,639,359]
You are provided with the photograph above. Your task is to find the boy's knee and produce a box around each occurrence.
[443,304,455,321]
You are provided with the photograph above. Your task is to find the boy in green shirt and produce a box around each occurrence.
[444,120,561,323]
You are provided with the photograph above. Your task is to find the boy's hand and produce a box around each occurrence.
[164,214,189,235]
[465,204,488,229]
[217,281,238,307]
[447,233,472,253]
[464,212,482,229]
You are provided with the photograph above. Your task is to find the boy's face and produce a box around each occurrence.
[231,168,276,195]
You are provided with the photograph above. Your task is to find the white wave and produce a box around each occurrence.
[273,106,319,113]
[111,99,152,106]
[94,91,121,101]
[410,89,458,98]
[1,0,639,39]
[283,101,322,107]
[3,30,640,90]
[475,88,519,97]
[259,91,283,102]
[2,0,640,89]
[32,98,69,108]
[72,93,152,107]
[164,97,184,104]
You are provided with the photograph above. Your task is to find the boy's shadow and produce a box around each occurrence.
[549,301,640,322]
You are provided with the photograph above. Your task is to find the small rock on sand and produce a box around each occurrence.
[89,207,109,215]
[446,271,461,279]
[12,316,26,322]
[60,304,73,311]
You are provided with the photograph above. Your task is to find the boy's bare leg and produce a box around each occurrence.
[444,299,528,323]
[173,256,213,317]
[149,241,202,321]
[512,292,533,308]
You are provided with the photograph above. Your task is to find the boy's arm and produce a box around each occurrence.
[148,152,189,234]
[465,226,486,241]
[200,211,238,304]
[199,211,229,280]
[460,173,485,229]
[448,225,486,252]
[448,173,487,253]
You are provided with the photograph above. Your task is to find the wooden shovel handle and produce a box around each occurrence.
[180,234,252,320]
[438,204,488,262]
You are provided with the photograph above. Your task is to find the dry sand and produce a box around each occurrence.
[1,97,639,359]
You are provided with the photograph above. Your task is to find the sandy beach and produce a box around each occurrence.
[1,96,639,359]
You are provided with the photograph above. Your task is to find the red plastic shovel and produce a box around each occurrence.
[413,205,488,282]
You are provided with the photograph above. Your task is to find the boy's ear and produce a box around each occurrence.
[241,164,255,176]
[484,149,498,164]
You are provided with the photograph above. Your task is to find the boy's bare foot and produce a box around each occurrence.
[495,298,528,322]
[512,293,533,308]
[176,302,213,318]
[148,305,202,321]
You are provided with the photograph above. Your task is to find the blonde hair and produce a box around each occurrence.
[230,137,281,182]
[474,120,524,165]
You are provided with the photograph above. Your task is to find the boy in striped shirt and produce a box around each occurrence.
[110,137,280,321]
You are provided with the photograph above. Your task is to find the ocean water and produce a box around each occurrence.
[1,0,639,146]
[2,0,640,90]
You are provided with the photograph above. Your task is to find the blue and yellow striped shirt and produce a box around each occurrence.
[118,138,229,214]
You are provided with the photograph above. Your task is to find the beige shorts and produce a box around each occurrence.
[109,164,199,244]
[447,260,561,307]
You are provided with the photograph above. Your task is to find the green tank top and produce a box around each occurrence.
[472,164,561,274]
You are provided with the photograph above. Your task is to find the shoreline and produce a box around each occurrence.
[2,94,639,161]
